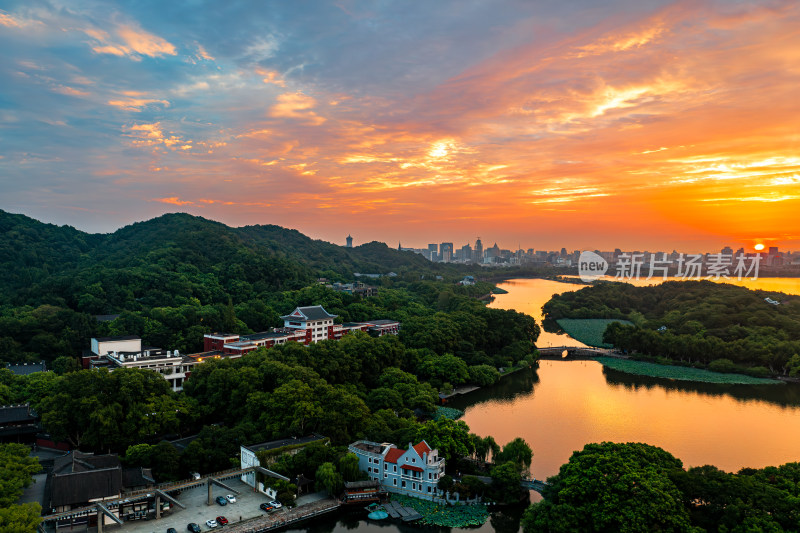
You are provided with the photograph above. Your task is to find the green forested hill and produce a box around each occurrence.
[0,209,464,363]
[0,210,448,309]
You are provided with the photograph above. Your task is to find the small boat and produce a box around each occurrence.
[365,503,389,520]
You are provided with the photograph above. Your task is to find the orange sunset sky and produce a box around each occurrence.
[1,0,799,251]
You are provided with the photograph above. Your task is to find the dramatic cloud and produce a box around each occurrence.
[0,0,798,251]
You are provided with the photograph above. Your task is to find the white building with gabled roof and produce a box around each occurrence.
[349,440,445,500]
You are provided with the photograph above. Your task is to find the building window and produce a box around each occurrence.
[384,463,387,470]
[393,465,397,472]
[393,479,397,486]
[401,481,406,488]
[428,487,431,493]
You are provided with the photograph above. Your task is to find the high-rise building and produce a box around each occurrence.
[474,238,483,264]
[346,234,353,248]
[440,242,454,263]
[460,244,472,262]
[427,244,438,262]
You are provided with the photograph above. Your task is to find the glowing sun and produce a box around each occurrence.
[754,243,765,251]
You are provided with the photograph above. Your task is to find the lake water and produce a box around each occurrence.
[302,276,800,532]
[463,277,800,480]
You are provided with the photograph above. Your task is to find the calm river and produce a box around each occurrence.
[292,277,800,532]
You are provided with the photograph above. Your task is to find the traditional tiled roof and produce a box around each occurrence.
[49,468,122,508]
[122,467,155,488]
[0,404,36,424]
[5,361,47,375]
[280,306,337,321]
[384,448,405,464]
[52,451,120,474]
[400,464,423,472]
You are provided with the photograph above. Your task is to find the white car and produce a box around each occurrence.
[269,500,282,509]
[225,494,236,504]
[205,519,218,528]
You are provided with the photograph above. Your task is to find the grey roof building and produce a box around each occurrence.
[5,361,47,375]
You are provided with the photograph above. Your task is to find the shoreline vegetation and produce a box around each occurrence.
[595,356,782,385]
[555,318,633,347]
[542,280,800,381]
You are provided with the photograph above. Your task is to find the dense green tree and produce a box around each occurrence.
[315,462,343,496]
[523,442,693,533]
[415,418,475,462]
[489,461,523,504]
[51,355,81,375]
[468,364,501,386]
[496,437,533,473]
[338,453,362,482]
[0,444,40,507]
[38,369,189,452]
[0,503,42,533]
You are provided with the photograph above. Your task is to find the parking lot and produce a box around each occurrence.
[118,478,283,533]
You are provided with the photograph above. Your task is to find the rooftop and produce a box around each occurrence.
[93,335,140,342]
[0,404,37,424]
[244,434,327,453]
[280,305,337,321]
[5,361,47,375]
[351,441,387,455]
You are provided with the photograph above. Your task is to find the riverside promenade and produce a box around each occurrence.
[224,494,340,533]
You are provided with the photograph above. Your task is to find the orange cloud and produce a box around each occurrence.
[152,197,194,206]
[85,21,176,60]
[256,68,286,87]
[108,97,170,111]
[269,92,325,124]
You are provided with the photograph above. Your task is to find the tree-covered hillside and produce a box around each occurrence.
[0,210,450,309]
[0,210,489,364]
[543,281,800,375]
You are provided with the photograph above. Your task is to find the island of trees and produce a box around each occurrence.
[543,280,800,377]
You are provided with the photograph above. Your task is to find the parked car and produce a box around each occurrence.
[205,519,218,528]
[269,500,282,509]
[225,494,236,504]
[259,503,274,512]
[187,524,201,533]
[216,516,228,526]
[215,496,227,506]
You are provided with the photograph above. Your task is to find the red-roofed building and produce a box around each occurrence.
[349,440,445,500]
[203,306,400,355]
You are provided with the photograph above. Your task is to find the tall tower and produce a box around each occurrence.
[474,238,483,263]
[346,234,353,248]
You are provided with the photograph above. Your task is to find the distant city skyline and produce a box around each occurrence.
[2,2,799,250]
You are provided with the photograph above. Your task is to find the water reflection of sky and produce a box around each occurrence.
[469,278,800,482]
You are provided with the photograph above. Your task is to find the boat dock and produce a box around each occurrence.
[383,500,422,522]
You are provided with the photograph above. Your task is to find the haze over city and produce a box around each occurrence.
[2,0,799,251]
